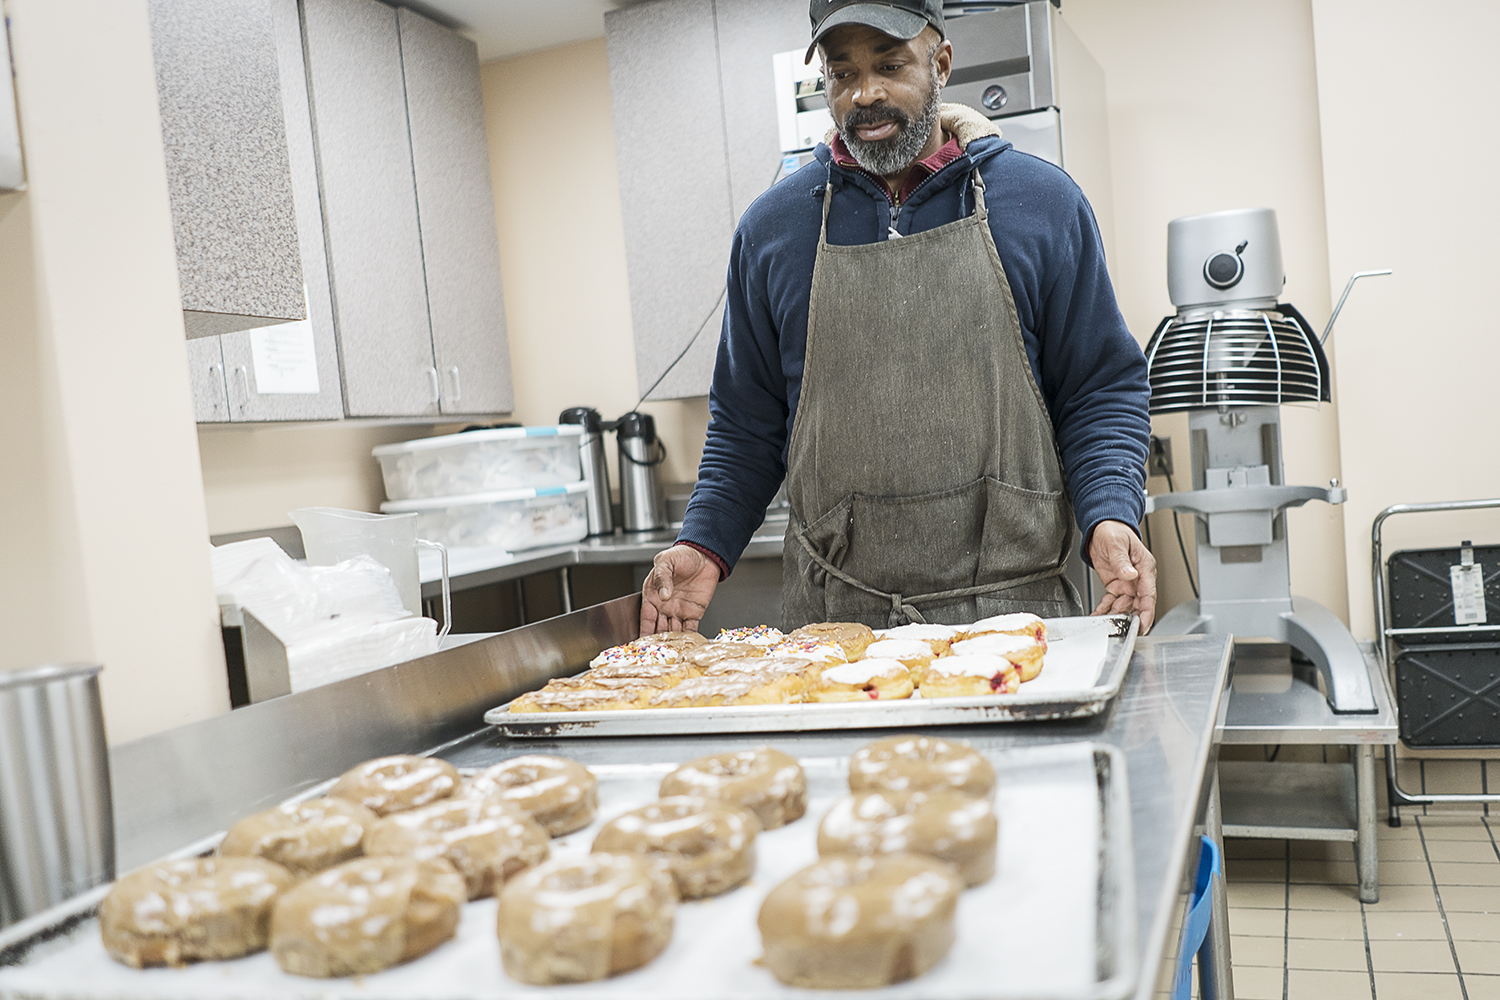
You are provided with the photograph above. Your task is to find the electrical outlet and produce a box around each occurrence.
[1147,435,1173,477]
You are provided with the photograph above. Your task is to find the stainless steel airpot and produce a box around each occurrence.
[613,411,668,533]
[559,407,614,536]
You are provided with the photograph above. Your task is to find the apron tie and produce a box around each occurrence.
[795,530,1068,627]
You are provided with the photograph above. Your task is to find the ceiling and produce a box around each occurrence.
[399,0,643,62]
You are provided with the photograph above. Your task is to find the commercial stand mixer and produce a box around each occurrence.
[1144,208,1383,713]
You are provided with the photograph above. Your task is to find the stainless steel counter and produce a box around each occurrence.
[416,517,789,597]
[11,599,1231,1000]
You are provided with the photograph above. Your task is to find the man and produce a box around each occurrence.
[641,0,1155,636]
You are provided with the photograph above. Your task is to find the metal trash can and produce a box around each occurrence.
[0,664,115,928]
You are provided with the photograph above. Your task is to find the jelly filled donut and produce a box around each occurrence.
[949,632,1045,682]
[497,853,677,984]
[363,797,550,899]
[918,652,1021,697]
[659,746,806,829]
[100,857,294,968]
[817,788,998,886]
[218,797,378,877]
[809,658,915,702]
[848,735,996,799]
[328,755,460,816]
[862,638,938,684]
[466,755,599,836]
[270,856,465,978]
[592,796,759,899]
[758,854,963,988]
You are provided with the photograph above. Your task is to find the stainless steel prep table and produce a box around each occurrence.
[5,598,1232,1000]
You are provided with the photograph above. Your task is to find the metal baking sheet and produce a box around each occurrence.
[487,615,1139,738]
[0,742,1136,1000]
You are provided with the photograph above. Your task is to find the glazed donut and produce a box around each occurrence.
[919,652,1021,697]
[684,641,763,669]
[757,854,963,989]
[100,857,293,968]
[466,755,599,836]
[496,853,677,984]
[583,661,698,684]
[591,796,759,899]
[848,735,996,799]
[363,797,550,899]
[809,658,915,702]
[949,632,1045,682]
[862,638,938,684]
[647,673,792,708]
[659,746,806,829]
[714,625,785,647]
[328,755,460,816]
[788,621,876,659]
[218,797,377,877]
[874,623,960,656]
[961,612,1047,647]
[702,656,813,701]
[270,856,465,978]
[509,687,645,713]
[817,788,998,886]
[647,630,708,653]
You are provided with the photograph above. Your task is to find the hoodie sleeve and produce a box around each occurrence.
[1028,177,1151,560]
[676,226,790,572]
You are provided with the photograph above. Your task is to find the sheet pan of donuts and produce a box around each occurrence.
[490,614,1139,737]
[0,738,1136,1000]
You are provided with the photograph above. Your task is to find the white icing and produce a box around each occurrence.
[967,612,1042,633]
[864,639,934,661]
[929,653,1018,678]
[820,658,907,686]
[950,634,1039,657]
[875,624,959,642]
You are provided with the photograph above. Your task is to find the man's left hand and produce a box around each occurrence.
[1088,520,1157,633]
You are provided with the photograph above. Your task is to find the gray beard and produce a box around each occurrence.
[837,82,943,179]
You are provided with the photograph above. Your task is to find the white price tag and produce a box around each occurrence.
[1450,561,1487,625]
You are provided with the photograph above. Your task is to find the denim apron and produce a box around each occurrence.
[782,168,1082,629]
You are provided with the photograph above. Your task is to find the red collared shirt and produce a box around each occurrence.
[830,131,964,206]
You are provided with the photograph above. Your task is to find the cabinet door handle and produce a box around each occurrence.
[233,365,250,408]
[445,366,461,403]
[426,367,440,405]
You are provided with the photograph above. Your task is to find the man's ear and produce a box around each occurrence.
[933,39,954,87]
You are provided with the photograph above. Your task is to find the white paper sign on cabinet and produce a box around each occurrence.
[249,287,319,394]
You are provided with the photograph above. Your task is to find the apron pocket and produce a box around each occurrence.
[976,477,1073,581]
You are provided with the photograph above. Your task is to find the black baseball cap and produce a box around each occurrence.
[805,0,946,63]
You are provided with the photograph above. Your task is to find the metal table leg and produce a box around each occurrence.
[558,567,573,615]
[1356,744,1379,903]
[513,579,528,626]
[1200,770,1235,1000]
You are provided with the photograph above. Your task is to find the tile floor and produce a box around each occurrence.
[1219,757,1499,1000]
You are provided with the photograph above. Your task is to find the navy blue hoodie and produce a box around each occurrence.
[678,133,1149,573]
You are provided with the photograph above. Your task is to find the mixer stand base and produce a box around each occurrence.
[1154,596,1377,713]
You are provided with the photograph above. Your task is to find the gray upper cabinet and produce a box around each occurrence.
[218,0,345,422]
[397,8,514,417]
[302,0,439,418]
[605,0,805,401]
[149,0,306,338]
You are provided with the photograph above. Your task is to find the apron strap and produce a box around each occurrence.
[794,529,1067,625]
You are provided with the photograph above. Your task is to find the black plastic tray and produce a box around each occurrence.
[1392,642,1500,748]
[1388,543,1500,644]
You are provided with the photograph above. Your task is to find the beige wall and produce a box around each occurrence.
[198,424,415,536]
[480,39,710,490]
[0,0,228,743]
[1311,0,1500,641]
[1062,0,1348,623]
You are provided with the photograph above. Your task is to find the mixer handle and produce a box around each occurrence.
[1145,483,1347,518]
[1321,269,1393,345]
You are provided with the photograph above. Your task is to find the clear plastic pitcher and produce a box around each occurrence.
[290,508,424,618]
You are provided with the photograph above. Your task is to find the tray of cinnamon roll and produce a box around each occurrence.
[0,737,1136,1000]
[487,613,1139,738]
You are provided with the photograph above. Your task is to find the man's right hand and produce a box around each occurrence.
[639,544,721,636]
